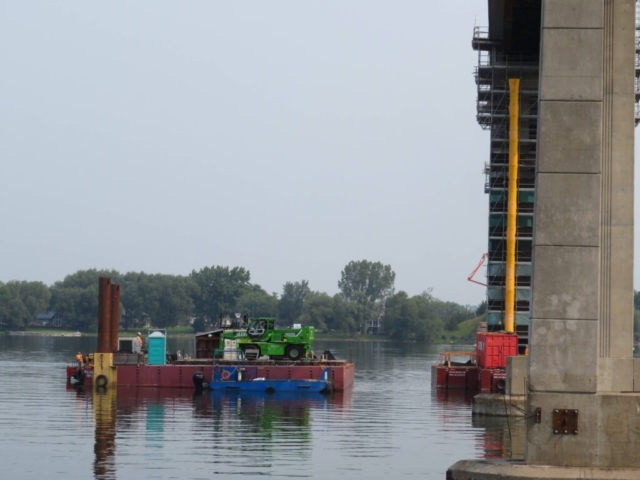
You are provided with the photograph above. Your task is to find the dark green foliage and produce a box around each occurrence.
[327,294,358,335]
[438,302,474,332]
[4,260,478,343]
[454,315,484,343]
[0,281,51,330]
[299,291,333,331]
[476,300,487,316]
[189,266,251,327]
[383,291,444,342]
[120,272,147,330]
[38,266,247,332]
[338,260,395,334]
[50,269,121,331]
[236,285,279,319]
[338,261,396,302]
[278,280,310,324]
[135,274,199,328]
[192,317,206,333]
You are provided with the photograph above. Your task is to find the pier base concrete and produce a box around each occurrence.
[506,356,527,396]
[447,460,640,480]
[472,356,528,417]
[472,394,525,417]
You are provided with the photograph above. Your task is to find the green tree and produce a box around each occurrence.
[236,285,278,319]
[115,273,200,329]
[56,269,122,289]
[338,260,395,333]
[328,294,358,335]
[278,280,310,324]
[475,300,487,316]
[0,281,51,330]
[49,286,84,330]
[383,291,417,340]
[189,266,251,326]
[140,274,199,328]
[383,291,443,343]
[413,294,444,342]
[49,269,122,331]
[434,300,474,331]
[120,271,148,330]
[192,317,207,333]
[299,291,333,331]
[19,281,51,320]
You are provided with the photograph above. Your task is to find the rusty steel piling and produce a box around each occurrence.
[109,283,120,353]
[97,277,112,353]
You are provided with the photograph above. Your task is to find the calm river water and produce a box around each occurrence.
[0,335,523,480]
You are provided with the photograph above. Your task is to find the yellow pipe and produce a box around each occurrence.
[504,78,520,334]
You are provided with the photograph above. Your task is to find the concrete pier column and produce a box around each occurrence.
[527,0,636,468]
[448,1,640,477]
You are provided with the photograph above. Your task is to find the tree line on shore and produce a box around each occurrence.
[0,260,482,342]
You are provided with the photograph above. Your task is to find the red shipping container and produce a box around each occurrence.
[475,332,518,368]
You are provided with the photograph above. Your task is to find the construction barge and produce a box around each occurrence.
[66,278,355,392]
[431,329,517,393]
[68,358,354,391]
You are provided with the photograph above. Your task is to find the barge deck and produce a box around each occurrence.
[68,359,354,391]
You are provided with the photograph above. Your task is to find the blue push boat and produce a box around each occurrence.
[208,351,332,394]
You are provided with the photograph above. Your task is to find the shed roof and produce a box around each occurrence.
[194,329,224,339]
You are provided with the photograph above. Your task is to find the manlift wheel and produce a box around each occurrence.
[286,344,303,361]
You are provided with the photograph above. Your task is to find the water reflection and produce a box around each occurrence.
[430,389,525,461]
[2,336,522,479]
[206,393,317,473]
[82,387,354,479]
[431,388,475,408]
[429,388,474,435]
[92,388,117,480]
[472,415,525,461]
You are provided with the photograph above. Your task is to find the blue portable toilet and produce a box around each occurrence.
[147,331,166,365]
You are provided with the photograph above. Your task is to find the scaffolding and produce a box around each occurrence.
[472,26,539,351]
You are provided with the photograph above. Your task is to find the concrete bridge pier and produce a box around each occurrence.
[449,1,640,478]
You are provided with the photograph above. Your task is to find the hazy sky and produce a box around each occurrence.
[2,2,636,306]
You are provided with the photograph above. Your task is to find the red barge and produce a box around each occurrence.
[431,331,518,393]
[67,360,354,391]
[66,278,355,391]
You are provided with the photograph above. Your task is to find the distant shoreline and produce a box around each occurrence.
[3,329,467,346]
[7,331,82,337]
